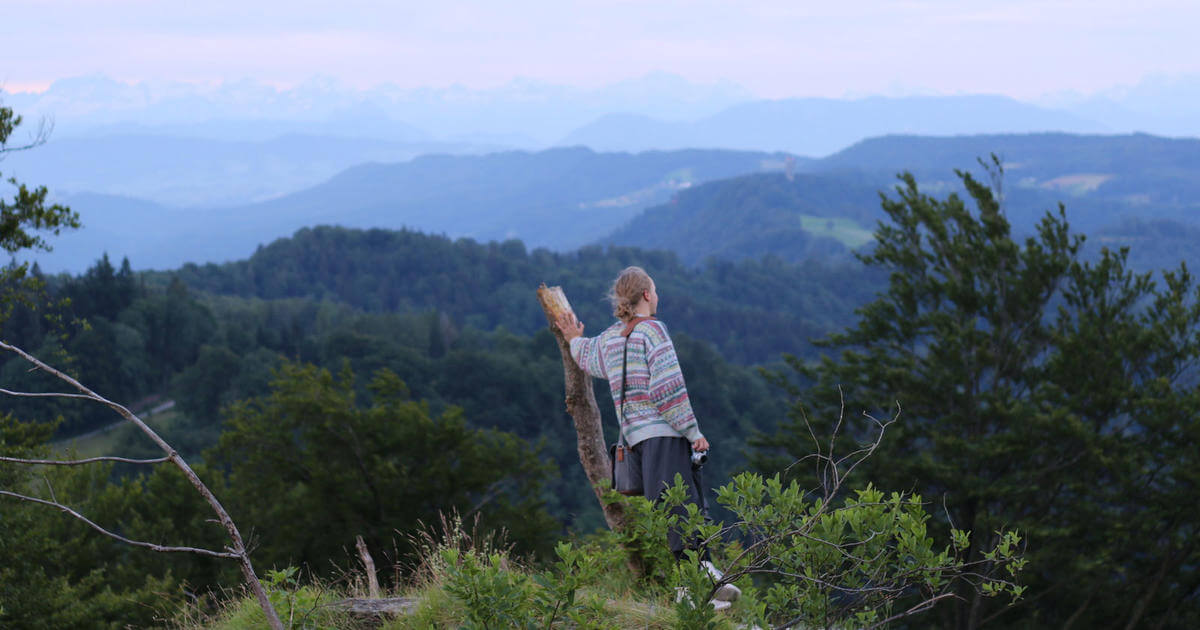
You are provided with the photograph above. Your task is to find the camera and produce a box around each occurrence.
[690,449,709,467]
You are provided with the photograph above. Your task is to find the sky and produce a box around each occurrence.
[5,0,1200,100]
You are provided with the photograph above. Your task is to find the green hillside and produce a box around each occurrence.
[816,133,1200,230]
[602,172,884,264]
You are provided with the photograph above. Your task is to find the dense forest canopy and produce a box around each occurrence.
[161,226,879,365]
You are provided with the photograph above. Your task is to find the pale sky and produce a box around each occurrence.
[5,0,1200,99]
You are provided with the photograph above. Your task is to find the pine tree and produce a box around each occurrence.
[752,159,1200,629]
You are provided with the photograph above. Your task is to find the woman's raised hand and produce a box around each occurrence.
[555,311,584,341]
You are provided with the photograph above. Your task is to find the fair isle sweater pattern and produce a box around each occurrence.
[569,319,703,446]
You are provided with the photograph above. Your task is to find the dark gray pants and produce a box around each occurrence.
[633,436,708,558]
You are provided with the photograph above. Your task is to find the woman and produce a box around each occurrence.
[556,266,738,604]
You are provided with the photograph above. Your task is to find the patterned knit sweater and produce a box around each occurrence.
[569,318,703,446]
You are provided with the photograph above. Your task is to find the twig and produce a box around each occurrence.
[863,592,960,630]
[1,455,171,466]
[42,475,57,503]
[0,490,238,558]
[0,388,95,401]
[0,116,53,156]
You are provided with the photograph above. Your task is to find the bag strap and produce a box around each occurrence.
[618,316,656,447]
[621,316,656,338]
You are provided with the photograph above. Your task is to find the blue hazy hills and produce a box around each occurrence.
[18,132,1200,275]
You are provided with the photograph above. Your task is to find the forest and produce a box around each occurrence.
[1,101,1198,629]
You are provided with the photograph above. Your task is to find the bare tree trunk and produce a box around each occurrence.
[536,285,642,573]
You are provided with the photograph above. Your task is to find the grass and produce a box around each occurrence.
[177,581,699,630]
[169,565,710,630]
[380,586,684,630]
[53,408,180,459]
[170,512,762,630]
[171,584,367,630]
[798,214,876,249]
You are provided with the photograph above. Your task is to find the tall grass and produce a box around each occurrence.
[171,511,756,629]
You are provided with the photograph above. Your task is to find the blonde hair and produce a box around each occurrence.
[609,266,653,322]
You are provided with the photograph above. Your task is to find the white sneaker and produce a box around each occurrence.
[701,560,742,602]
[675,587,733,611]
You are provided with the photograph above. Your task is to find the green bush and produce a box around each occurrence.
[408,463,1023,629]
[601,466,1024,629]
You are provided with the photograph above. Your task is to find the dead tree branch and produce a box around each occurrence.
[0,388,95,401]
[686,398,1019,627]
[0,455,171,466]
[0,489,238,558]
[0,115,53,157]
[864,592,961,630]
[0,339,285,630]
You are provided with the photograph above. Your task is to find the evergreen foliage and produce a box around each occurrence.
[1,262,212,436]
[211,361,561,571]
[0,417,199,628]
[165,225,877,365]
[752,158,1200,628]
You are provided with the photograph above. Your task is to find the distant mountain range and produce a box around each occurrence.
[7,75,1199,216]
[7,72,1199,158]
[3,95,1112,209]
[29,148,787,272]
[2,73,753,146]
[558,96,1107,156]
[23,133,1200,275]
[3,134,500,207]
[606,132,1200,268]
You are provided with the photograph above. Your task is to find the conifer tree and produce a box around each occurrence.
[753,158,1200,629]
[0,104,79,320]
